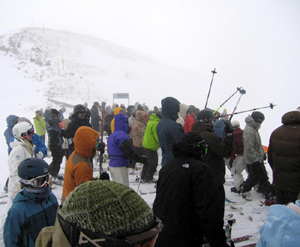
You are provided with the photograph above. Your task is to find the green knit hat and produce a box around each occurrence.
[59,180,153,237]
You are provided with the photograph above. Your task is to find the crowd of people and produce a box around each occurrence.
[2,98,300,246]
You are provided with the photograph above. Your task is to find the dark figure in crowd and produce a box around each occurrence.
[4,158,58,247]
[36,180,163,247]
[46,109,64,182]
[90,101,101,132]
[268,111,300,204]
[4,114,19,153]
[64,104,91,159]
[240,111,274,201]
[192,109,233,217]
[156,97,184,166]
[153,132,230,247]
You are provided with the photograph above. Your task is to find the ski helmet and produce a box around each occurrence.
[231,120,240,128]
[197,109,215,125]
[73,104,86,115]
[251,111,265,124]
[18,158,51,198]
[12,122,34,140]
[51,109,60,118]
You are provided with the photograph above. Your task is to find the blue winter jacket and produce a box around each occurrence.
[4,115,19,153]
[156,97,184,166]
[256,202,300,247]
[9,133,47,158]
[4,189,58,247]
[213,119,226,141]
[108,114,131,168]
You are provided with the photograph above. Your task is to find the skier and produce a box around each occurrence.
[230,120,246,193]
[46,109,64,183]
[142,112,161,182]
[7,122,34,210]
[33,110,47,143]
[153,132,230,247]
[107,113,147,187]
[64,104,92,159]
[240,111,274,201]
[192,108,233,217]
[36,180,163,247]
[62,126,104,204]
[90,101,101,132]
[176,103,188,126]
[4,158,58,247]
[183,105,196,133]
[156,97,184,166]
[268,110,300,204]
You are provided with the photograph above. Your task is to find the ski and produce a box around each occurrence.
[0,194,8,199]
[0,201,7,205]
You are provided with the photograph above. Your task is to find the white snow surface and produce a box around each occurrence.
[0,28,275,246]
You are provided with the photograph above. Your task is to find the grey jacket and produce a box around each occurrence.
[243,115,265,164]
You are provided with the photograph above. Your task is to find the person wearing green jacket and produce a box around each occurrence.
[33,110,47,143]
[142,113,161,182]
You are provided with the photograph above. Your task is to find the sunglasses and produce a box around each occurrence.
[21,128,35,138]
[20,174,50,188]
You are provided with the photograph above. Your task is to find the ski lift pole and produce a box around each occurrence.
[204,68,217,109]
[229,88,246,121]
[213,87,243,115]
[220,103,276,118]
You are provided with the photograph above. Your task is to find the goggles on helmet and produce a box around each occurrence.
[58,214,163,247]
[21,128,35,139]
[20,174,50,188]
[77,112,86,118]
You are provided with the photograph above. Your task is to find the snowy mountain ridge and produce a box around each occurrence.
[0,28,203,109]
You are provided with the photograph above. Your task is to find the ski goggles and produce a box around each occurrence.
[58,213,163,247]
[21,128,35,138]
[20,174,50,188]
[77,112,86,118]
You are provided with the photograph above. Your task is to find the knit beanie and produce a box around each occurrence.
[59,180,154,238]
[231,120,240,128]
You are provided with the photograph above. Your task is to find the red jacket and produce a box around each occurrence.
[183,115,195,133]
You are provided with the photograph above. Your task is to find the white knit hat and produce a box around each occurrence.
[231,120,240,128]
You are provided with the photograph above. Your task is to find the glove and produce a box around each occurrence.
[100,172,110,180]
[224,120,234,133]
[36,151,44,159]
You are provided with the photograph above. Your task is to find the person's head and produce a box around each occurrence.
[58,180,163,247]
[93,102,100,108]
[251,111,265,124]
[12,121,34,142]
[137,104,144,111]
[231,120,240,129]
[60,107,66,113]
[186,105,196,117]
[161,97,180,120]
[18,158,51,198]
[35,110,43,116]
[74,126,99,158]
[173,132,207,160]
[197,109,215,126]
[73,104,86,120]
[51,109,60,119]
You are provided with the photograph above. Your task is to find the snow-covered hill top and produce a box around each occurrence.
[0,28,204,109]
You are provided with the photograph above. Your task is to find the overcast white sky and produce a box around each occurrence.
[1,0,300,144]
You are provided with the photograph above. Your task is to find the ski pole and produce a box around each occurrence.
[213,87,244,115]
[99,101,106,176]
[219,103,276,118]
[204,68,217,109]
[229,88,246,121]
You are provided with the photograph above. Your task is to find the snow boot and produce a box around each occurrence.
[230,187,240,194]
[242,191,252,201]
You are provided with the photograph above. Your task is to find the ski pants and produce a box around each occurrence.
[231,156,247,190]
[49,146,63,177]
[109,166,129,187]
[240,162,271,196]
[141,148,158,181]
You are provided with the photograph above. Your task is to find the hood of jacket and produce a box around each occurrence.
[178,103,188,119]
[74,126,99,158]
[161,97,180,121]
[282,111,300,125]
[135,110,146,123]
[115,114,130,133]
[245,115,261,130]
[6,115,19,128]
[113,107,123,115]
[148,113,160,122]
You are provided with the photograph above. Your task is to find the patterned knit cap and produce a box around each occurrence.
[59,180,154,238]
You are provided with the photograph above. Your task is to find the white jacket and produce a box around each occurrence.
[7,139,32,211]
